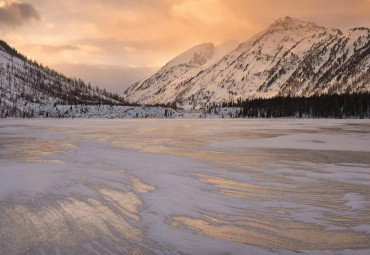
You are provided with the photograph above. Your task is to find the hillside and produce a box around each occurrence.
[0,40,125,117]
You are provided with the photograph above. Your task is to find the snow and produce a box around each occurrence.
[207,130,370,152]
[124,17,370,109]
[0,41,124,118]
[163,42,215,70]
[122,41,239,108]
[1,119,370,254]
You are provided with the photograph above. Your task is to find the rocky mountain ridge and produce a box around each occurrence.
[124,17,370,109]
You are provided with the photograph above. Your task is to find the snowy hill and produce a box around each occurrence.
[123,17,370,109]
[0,40,128,117]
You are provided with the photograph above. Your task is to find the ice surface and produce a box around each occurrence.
[0,119,370,254]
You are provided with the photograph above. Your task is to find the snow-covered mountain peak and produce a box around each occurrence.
[124,17,370,108]
[267,16,344,38]
[270,16,319,30]
[235,17,338,54]
[123,42,219,105]
[162,42,215,70]
[347,27,370,36]
[274,16,307,25]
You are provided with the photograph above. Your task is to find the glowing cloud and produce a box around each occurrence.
[1,0,369,91]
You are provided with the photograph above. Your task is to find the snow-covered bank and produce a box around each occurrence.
[0,102,176,118]
[2,103,370,119]
[0,100,241,118]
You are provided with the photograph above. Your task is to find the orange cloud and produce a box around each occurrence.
[2,0,369,90]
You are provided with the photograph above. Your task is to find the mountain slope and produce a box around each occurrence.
[124,17,370,109]
[123,41,237,105]
[0,40,124,117]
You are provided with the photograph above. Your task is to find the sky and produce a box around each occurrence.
[0,0,370,93]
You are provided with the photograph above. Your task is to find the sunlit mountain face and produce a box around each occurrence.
[124,17,370,108]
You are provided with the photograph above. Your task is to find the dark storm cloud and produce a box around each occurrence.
[0,2,40,28]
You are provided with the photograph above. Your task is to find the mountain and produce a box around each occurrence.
[123,41,237,106]
[0,40,125,117]
[123,17,370,109]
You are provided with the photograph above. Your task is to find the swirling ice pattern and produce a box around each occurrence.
[0,119,370,255]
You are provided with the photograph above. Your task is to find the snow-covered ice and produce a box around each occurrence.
[0,119,370,254]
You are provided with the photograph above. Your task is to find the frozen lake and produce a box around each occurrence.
[0,119,370,255]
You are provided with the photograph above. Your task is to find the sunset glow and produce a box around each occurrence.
[1,0,369,91]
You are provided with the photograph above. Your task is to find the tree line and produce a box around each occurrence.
[208,93,370,118]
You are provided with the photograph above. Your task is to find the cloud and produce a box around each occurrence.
[39,44,79,53]
[0,1,40,28]
[52,63,159,93]
[3,0,369,92]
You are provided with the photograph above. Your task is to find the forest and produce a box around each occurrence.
[210,93,370,118]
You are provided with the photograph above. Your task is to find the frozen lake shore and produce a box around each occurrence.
[0,119,370,255]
